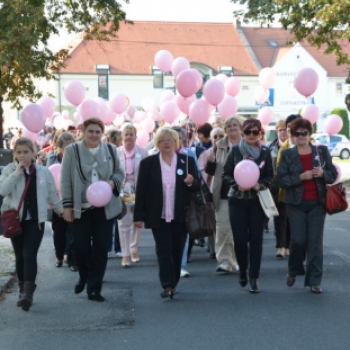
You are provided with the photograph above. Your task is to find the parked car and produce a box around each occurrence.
[311,133,350,159]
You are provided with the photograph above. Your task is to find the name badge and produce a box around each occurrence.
[177,169,184,176]
[136,153,141,159]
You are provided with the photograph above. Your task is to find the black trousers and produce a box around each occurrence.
[272,191,290,249]
[52,212,69,261]
[287,201,326,286]
[152,220,187,289]
[11,220,45,282]
[228,197,266,279]
[71,207,113,294]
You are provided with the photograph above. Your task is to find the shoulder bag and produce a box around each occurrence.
[258,187,279,218]
[1,165,34,238]
[325,183,348,215]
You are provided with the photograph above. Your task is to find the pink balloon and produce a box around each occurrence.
[63,119,74,130]
[22,127,38,142]
[218,95,238,119]
[53,116,65,130]
[149,106,162,121]
[62,110,69,119]
[301,104,319,124]
[171,57,190,78]
[259,68,277,89]
[136,129,149,147]
[114,114,125,126]
[160,101,180,123]
[258,107,274,126]
[154,50,173,73]
[21,104,46,133]
[190,68,203,90]
[254,85,270,105]
[141,117,156,133]
[225,77,241,97]
[161,90,175,104]
[37,97,55,118]
[334,164,341,184]
[80,99,99,121]
[294,67,319,98]
[234,160,260,188]
[73,112,83,124]
[105,108,116,124]
[110,92,128,114]
[324,114,343,135]
[176,69,199,98]
[36,136,46,148]
[215,74,228,84]
[189,99,210,126]
[64,80,86,106]
[203,79,225,106]
[134,111,148,123]
[96,103,108,123]
[127,105,136,118]
[201,97,216,114]
[86,181,112,207]
[175,94,196,115]
[48,164,61,188]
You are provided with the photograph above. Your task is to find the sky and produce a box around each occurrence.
[48,0,242,51]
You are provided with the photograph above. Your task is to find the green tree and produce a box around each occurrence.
[231,0,350,79]
[0,0,129,147]
[331,108,349,138]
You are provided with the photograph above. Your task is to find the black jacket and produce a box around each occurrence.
[223,145,273,200]
[134,153,199,229]
[277,145,338,205]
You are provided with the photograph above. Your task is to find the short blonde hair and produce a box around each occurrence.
[121,122,137,136]
[224,116,242,131]
[154,127,180,149]
[275,119,286,130]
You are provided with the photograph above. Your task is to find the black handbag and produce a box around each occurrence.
[193,178,213,207]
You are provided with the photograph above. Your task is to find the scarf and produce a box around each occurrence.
[124,145,136,175]
[159,152,177,223]
[239,138,261,160]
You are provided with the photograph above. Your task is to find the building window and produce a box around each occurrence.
[152,66,163,89]
[242,85,250,93]
[289,81,297,95]
[335,82,342,95]
[96,64,109,100]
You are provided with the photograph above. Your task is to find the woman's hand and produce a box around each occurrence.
[36,151,46,165]
[63,208,74,222]
[238,186,250,192]
[134,221,144,228]
[107,180,115,190]
[184,174,194,186]
[252,183,261,192]
[312,167,324,178]
[208,149,215,163]
[300,170,314,181]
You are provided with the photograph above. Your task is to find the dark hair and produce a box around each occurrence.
[289,118,312,135]
[285,114,301,127]
[242,118,261,131]
[197,123,213,138]
[82,118,105,133]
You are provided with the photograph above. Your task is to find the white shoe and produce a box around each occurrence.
[216,262,232,273]
[285,249,290,256]
[116,252,123,258]
[232,263,240,273]
[180,267,190,278]
[276,248,285,258]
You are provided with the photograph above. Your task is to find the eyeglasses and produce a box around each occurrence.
[277,128,287,133]
[213,134,224,140]
[243,129,260,136]
[159,138,174,143]
[293,130,308,137]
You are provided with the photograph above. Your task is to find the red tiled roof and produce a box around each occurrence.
[60,21,259,76]
[241,27,350,77]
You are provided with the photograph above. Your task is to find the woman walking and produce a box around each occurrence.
[117,123,148,266]
[223,119,273,293]
[61,118,124,302]
[0,138,63,311]
[277,118,337,293]
[134,127,199,299]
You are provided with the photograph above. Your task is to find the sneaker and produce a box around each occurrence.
[180,267,190,278]
[276,248,285,258]
[216,262,232,273]
[232,262,240,273]
[285,249,290,256]
[116,252,123,258]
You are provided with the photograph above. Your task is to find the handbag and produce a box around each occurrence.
[1,164,34,238]
[325,183,348,215]
[193,179,213,207]
[258,188,279,218]
[185,186,216,239]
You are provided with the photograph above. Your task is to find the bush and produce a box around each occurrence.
[331,108,349,138]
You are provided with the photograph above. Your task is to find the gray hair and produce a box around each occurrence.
[171,126,187,140]
[210,127,224,138]
[56,132,75,148]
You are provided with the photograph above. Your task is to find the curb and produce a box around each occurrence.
[0,259,16,293]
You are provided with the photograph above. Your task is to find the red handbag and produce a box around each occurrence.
[325,183,348,215]
[1,165,34,238]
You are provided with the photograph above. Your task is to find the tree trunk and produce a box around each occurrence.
[0,95,3,149]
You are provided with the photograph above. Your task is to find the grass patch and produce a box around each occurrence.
[333,158,350,164]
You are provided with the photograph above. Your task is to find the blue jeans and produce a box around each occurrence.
[181,235,189,268]
[108,219,121,253]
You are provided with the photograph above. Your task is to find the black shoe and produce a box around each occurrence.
[239,270,248,287]
[249,278,259,293]
[54,261,63,268]
[88,293,105,302]
[74,281,85,294]
[210,253,216,259]
[198,238,205,247]
[160,289,175,299]
[70,266,79,272]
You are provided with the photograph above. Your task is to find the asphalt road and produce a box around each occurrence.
[0,208,350,350]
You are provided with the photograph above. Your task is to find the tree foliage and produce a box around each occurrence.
[0,0,129,146]
[231,0,350,76]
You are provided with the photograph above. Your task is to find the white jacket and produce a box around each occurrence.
[0,163,63,222]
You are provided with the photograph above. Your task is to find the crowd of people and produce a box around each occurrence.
[0,112,338,310]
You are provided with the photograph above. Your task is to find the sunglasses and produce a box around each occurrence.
[293,130,308,137]
[213,134,224,139]
[243,129,260,136]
